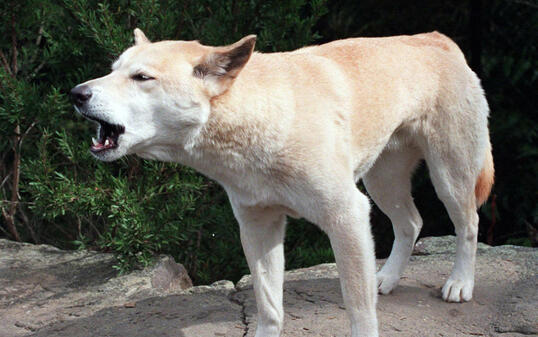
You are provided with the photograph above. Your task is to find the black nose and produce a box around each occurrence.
[70,85,92,107]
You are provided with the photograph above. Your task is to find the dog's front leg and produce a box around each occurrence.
[322,189,379,337]
[231,201,286,337]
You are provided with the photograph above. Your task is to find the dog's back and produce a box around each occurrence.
[218,32,491,182]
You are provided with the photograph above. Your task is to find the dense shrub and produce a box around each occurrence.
[1,0,536,284]
[0,0,328,284]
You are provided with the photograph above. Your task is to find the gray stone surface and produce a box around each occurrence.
[0,239,193,336]
[1,236,536,337]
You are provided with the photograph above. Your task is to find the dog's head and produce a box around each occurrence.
[71,29,256,161]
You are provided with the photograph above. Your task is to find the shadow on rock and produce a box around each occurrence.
[30,292,244,337]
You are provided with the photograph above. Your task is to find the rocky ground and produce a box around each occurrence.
[0,236,536,337]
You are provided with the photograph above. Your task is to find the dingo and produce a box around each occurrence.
[71,29,493,337]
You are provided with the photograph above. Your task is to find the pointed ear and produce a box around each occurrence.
[193,35,256,95]
[134,28,150,45]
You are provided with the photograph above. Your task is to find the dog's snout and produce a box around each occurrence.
[70,85,92,107]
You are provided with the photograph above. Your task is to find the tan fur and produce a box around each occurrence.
[475,146,494,206]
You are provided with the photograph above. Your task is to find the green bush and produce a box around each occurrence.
[0,0,328,284]
[1,0,536,285]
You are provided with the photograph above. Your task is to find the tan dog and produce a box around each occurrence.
[71,29,494,337]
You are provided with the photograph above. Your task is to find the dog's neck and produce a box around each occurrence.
[187,98,272,179]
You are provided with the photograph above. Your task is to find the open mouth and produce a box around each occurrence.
[87,117,125,154]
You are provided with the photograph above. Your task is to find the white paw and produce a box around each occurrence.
[254,323,282,337]
[376,270,400,295]
[442,278,474,302]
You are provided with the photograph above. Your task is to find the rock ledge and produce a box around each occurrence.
[0,236,536,337]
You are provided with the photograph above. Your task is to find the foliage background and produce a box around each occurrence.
[1,0,536,284]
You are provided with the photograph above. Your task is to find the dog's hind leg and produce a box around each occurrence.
[422,89,493,302]
[424,149,481,302]
[230,201,286,337]
[363,146,423,295]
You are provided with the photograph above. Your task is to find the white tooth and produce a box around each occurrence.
[92,137,98,146]
[104,139,110,146]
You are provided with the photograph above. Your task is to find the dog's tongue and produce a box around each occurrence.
[91,143,104,151]
[91,137,114,151]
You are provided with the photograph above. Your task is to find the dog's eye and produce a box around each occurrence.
[131,73,154,81]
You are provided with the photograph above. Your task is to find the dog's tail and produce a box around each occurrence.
[475,140,494,207]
